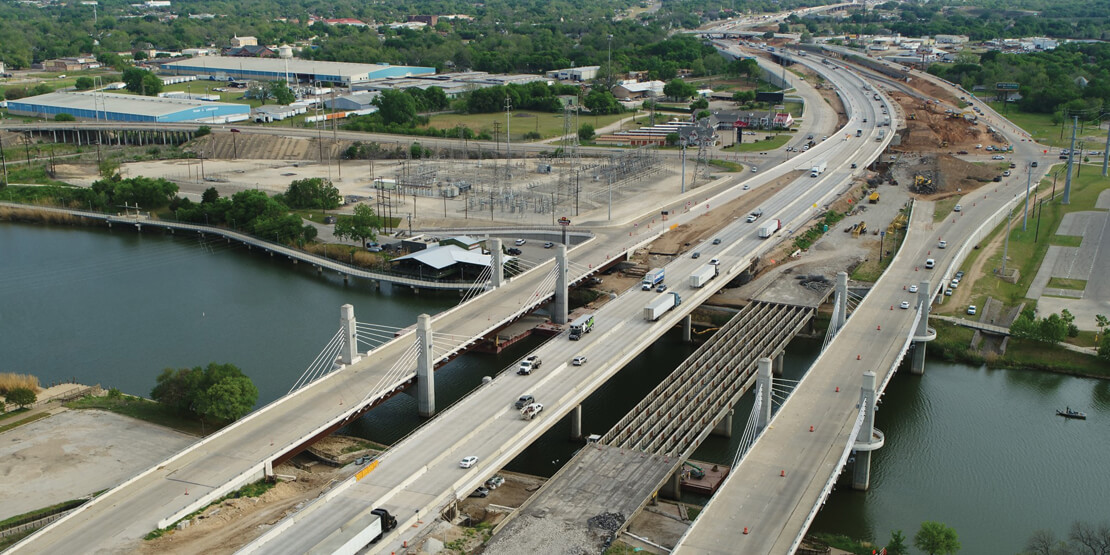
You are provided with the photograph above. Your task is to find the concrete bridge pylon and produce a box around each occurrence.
[416,313,435,417]
[553,244,569,325]
[851,371,883,490]
[911,279,937,375]
[757,357,772,431]
[835,271,848,331]
[340,304,361,365]
[490,238,504,288]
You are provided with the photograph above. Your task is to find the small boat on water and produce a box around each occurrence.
[1057,407,1087,420]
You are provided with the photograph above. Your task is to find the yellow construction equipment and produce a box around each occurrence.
[868,192,880,204]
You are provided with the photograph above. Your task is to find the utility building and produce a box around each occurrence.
[7,91,250,123]
[160,56,434,86]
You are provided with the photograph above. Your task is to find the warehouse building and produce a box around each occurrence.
[7,91,250,123]
[159,56,434,86]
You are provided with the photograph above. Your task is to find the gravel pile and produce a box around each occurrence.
[482,516,598,555]
[587,512,626,551]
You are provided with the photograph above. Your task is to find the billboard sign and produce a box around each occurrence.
[996,82,1020,91]
[755,91,785,103]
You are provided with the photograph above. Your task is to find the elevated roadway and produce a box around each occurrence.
[676,73,1055,554]
[238,58,894,554]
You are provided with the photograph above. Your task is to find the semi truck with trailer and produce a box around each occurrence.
[810,161,826,177]
[644,292,682,321]
[568,314,595,340]
[758,219,782,239]
[689,265,719,288]
[641,268,665,290]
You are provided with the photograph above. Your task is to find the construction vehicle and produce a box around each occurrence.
[853,221,868,237]
[868,191,880,204]
[684,461,706,480]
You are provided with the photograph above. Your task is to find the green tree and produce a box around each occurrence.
[282,177,340,210]
[269,80,295,105]
[75,76,94,90]
[195,373,258,421]
[886,530,909,555]
[6,387,36,409]
[122,67,161,95]
[583,89,621,115]
[333,203,380,246]
[665,132,679,146]
[762,31,775,39]
[778,22,789,33]
[375,89,417,126]
[195,125,211,137]
[663,79,696,101]
[915,521,960,555]
[201,186,220,204]
[733,90,756,104]
[31,83,53,96]
[578,123,595,141]
[54,113,76,121]
[410,142,424,159]
[151,363,257,422]
[690,97,708,110]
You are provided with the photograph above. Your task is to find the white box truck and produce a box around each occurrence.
[641,268,665,290]
[810,161,826,177]
[644,292,682,321]
[758,219,782,239]
[689,265,718,288]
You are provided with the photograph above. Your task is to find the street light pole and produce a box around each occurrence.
[1022,161,1031,231]
[607,34,613,89]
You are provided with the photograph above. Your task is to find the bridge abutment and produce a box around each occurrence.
[682,314,692,342]
[910,280,936,375]
[340,304,361,365]
[416,314,435,417]
[553,244,568,325]
[490,238,504,288]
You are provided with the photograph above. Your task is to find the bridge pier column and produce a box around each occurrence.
[659,469,682,500]
[835,271,848,330]
[490,238,504,288]
[682,314,692,342]
[757,357,772,431]
[264,460,274,480]
[910,279,934,375]
[570,404,582,440]
[852,371,879,491]
[553,244,569,325]
[340,304,361,364]
[711,409,733,439]
[772,352,784,376]
[416,314,435,417]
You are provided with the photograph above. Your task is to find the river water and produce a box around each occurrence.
[2,222,1106,553]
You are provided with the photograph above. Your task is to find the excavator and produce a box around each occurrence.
[684,461,706,480]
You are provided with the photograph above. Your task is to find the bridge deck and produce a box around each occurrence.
[483,445,674,555]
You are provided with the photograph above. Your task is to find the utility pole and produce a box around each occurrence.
[1064,116,1077,205]
[607,174,612,221]
[505,97,512,178]
[1001,209,1012,277]
[607,34,614,90]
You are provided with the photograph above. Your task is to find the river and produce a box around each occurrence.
[2,222,1106,553]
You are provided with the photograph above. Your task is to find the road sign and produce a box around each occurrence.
[996,82,1019,91]
[558,217,571,226]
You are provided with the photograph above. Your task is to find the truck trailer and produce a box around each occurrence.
[641,268,665,290]
[810,161,827,177]
[644,292,682,321]
[689,264,718,288]
[758,219,782,239]
[568,314,594,340]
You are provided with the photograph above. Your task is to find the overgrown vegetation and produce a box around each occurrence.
[66,394,210,436]
[144,479,277,541]
[0,372,39,395]
[793,210,846,251]
[151,362,259,423]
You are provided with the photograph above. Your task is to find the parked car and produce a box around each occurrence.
[469,486,490,498]
[955,270,965,279]
[543,242,554,248]
[572,356,587,366]
[967,305,977,315]
[485,476,505,489]
[460,456,479,468]
[515,239,527,246]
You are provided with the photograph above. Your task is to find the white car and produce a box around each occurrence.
[515,239,526,246]
[992,155,1005,160]
[709,258,720,266]
[938,240,947,249]
[460,456,479,468]
[900,301,910,309]
[572,356,587,366]
[909,284,918,293]
[954,204,962,212]
[967,305,977,315]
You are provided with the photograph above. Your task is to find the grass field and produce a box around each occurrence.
[933,196,962,222]
[983,100,1109,148]
[66,395,209,436]
[424,110,630,141]
[721,133,792,152]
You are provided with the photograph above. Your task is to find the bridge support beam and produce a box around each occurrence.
[757,357,772,431]
[772,352,784,376]
[490,238,504,288]
[682,315,692,343]
[340,304,361,364]
[659,469,682,501]
[711,409,733,439]
[835,271,848,330]
[910,279,934,375]
[570,404,582,440]
[416,314,435,418]
[553,244,569,325]
[852,371,880,491]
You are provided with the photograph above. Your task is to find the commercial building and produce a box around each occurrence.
[546,66,599,82]
[159,56,434,86]
[611,80,665,100]
[352,72,549,98]
[324,91,380,111]
[7,91,250,123]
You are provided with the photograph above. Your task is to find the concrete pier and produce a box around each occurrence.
[416,314,435,417]
[553,244,569,325]
[757,357,772,431]
[835,271,848,330]
[570,405,582,440]
[682,314,692,342]
[852,371,882,490]
[910,279,935,375]
[490,238,504,288]
[339,304,361,365]
[711,409,733,439]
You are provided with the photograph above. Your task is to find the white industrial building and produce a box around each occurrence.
[546,66,600,82]
[7,91,250,123]
[160,56,435,86]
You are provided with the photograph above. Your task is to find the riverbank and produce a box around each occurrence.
[927,320,1108,379]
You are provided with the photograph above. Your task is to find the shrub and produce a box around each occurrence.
[6,387,37,408]
[0,373,39,395]
[54,113,76,122]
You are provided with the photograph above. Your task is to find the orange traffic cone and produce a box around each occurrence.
[780,470,786,477]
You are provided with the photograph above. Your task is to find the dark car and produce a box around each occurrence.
[507,247,522,255]
[1031,161,1038,167]
[993,176,1002,182]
